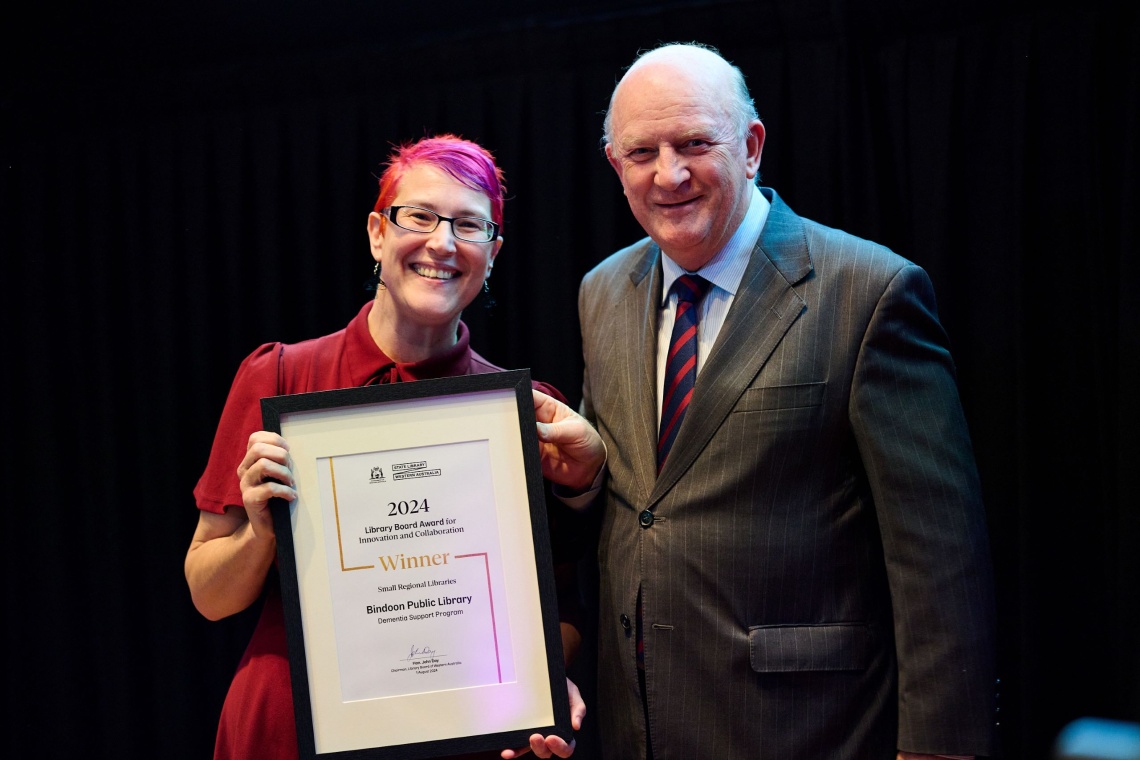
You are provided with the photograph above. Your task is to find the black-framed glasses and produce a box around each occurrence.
[382,205,499,243]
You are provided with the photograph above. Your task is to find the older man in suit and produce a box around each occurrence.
[540,42,997,760]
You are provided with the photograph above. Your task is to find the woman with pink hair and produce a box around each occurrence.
[186,134,596,760]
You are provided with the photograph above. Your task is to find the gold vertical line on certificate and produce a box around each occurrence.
[328,458,375,571]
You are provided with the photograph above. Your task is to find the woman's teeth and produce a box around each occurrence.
[412,264,456,280]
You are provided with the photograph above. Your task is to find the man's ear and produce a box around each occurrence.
[744,121,766,179]
[605,142,623,176]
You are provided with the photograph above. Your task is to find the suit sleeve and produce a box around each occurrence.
[849,264,997,754]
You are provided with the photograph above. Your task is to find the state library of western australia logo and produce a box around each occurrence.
[370,466,386,483]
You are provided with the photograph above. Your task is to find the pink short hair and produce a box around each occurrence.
[372,134,506,228]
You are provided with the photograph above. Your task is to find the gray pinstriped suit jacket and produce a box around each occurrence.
[579,188,997,759]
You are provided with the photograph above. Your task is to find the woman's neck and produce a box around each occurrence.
[366,296,460,364]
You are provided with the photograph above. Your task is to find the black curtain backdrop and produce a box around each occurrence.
[3,1,1137,758]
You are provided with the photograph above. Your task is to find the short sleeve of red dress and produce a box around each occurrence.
[193,342,284,515]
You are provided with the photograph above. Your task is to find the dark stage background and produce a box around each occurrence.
[3,1,1137,758]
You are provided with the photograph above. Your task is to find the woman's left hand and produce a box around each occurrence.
[500,677,585,759]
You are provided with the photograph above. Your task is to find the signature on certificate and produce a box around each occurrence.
[404,644,438,661]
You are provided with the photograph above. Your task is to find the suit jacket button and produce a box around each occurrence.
[620,614,631,632]
[639,510,655,528]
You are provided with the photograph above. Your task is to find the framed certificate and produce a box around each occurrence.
[261,369,572,759]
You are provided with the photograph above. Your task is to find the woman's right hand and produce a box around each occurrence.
[237,430,298,540]
[185,431,298,621]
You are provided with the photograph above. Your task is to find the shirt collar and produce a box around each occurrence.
[660,184,770,304]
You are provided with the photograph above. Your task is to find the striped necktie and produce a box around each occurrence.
[657,274,710,472]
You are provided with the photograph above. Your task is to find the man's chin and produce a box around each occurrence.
[648,227,710,260]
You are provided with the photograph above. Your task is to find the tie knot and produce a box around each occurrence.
[673,274,710,305]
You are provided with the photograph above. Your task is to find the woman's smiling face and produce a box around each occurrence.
[367,164,501,336]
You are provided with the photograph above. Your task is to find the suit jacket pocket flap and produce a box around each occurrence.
[748,623,873,672]
[736,382,825,412]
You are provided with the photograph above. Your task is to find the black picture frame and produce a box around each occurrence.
[261,369,571,759]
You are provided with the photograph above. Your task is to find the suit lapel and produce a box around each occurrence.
[649,191,813,505]
[616,242,665,503]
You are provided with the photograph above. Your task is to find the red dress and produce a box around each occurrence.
[194,302,567,760]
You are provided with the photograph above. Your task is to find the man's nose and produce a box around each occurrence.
[654,148,690,190]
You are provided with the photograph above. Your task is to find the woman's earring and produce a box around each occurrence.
[481,277,495,312]
[365,262,385,292]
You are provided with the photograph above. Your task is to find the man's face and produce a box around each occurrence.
[606,61,764,271]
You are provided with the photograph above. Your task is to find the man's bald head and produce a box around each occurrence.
[602,42,759,147]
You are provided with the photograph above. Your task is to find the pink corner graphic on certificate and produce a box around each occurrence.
[454,552,502,682]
